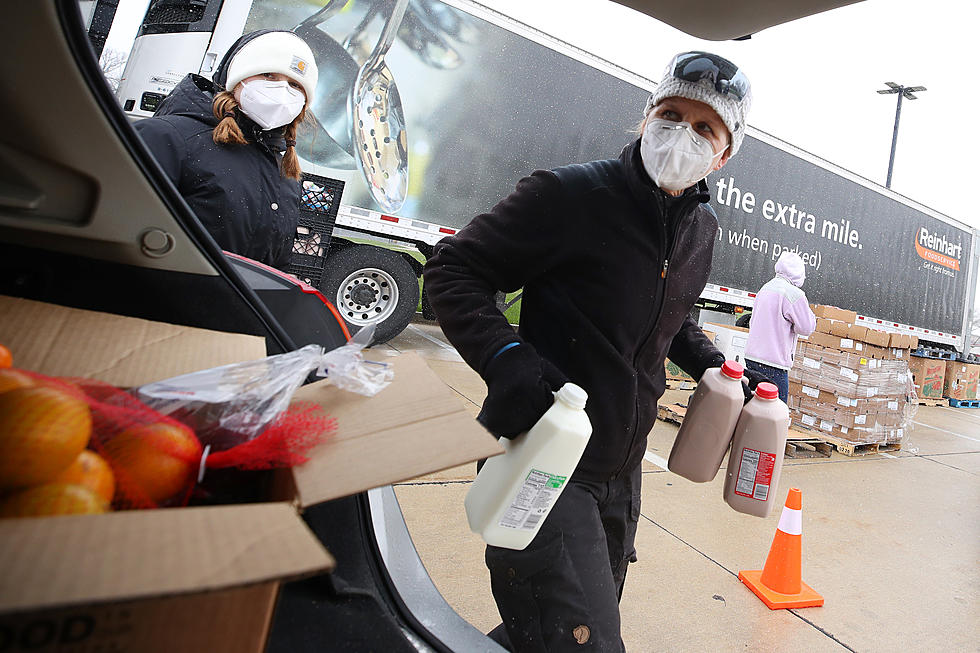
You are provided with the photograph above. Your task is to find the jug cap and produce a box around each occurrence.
[557,383,588,409]
[755,382,779,399]
[721,360,744,379]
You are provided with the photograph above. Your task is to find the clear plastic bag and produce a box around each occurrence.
[134,327,392,451]
[315,324,394,395]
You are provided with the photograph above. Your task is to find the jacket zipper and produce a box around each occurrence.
[616,191,694,479]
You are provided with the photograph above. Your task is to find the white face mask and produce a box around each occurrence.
[237,79,305,131]
[640,118,727,192]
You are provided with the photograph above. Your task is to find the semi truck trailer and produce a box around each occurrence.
[99,0,979,348]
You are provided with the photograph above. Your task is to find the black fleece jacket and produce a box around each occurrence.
[423,139,725,482]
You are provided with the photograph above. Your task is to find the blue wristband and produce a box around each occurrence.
[491,342,521,360]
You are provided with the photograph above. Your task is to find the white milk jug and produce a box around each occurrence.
[465,383,592,550]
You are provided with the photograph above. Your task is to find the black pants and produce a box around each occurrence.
[485,463,642,652]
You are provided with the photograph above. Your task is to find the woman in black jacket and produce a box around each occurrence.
[135,30,318,270]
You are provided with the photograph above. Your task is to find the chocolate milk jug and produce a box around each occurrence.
[465,383,592,550]
[723,382,790,517]
[668,360,745,482]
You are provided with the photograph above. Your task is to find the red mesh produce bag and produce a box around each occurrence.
[10,370,335,510]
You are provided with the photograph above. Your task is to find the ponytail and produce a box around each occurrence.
[212,91,248,145]
[280,105,309,181]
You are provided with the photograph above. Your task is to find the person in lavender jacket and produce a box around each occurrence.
[744,251,817,402]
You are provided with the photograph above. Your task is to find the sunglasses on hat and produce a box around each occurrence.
[668,51,749,102]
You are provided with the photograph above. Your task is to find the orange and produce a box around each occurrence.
[0,483,108,518]
[53,450,116,504]
[0,386,92,491]
[0,369,35,395]
[103,422,201,503]
[0,344,11,369]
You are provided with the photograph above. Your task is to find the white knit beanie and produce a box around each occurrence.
[644,53,752,156]
[224,31,318,101]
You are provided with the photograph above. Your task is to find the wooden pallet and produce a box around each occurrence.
[791,427,901,457]
[785,438,833,459]
[917,397,947,407]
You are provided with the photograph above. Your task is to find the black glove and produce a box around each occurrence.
[740,366,771,403]
[477,343,569,439]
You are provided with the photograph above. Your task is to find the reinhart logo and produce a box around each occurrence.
[915,227,961,271]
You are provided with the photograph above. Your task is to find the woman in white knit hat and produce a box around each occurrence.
[135,30,318,270]
[424,51,766,652]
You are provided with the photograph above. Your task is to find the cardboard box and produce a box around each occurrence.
[965,363,980,400]
[704,323,749,364]
[863,328,891,347]
[788,381,836,406]
[806,331,866,353]
[862,344,888,360]
[887,347,908,361]
[815,318,850,337]
[0,296,500,652]
[888,332,912,349]
[846,324,868,342]
[834,407,875,429]
[944,360,971,400]
[811,304,857,325]
[790,412,853,439]
[909,357,946,399]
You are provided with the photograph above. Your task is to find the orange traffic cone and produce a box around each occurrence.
[738,487,823,609]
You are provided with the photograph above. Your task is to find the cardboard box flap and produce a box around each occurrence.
[0,296,266,387]
[0,503,333,615]
[290,352,502,507]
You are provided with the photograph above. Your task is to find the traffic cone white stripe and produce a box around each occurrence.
[776,506,802,536]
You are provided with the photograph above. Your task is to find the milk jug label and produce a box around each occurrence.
[734,448,776,501]
[498,469,566,531]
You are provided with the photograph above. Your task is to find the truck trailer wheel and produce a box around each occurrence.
[320,245,420,344]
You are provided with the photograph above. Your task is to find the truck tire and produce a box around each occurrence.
[735,313,752,329]
[320,245,420,344]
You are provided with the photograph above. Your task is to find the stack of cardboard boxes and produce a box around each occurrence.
[788,305,917,446]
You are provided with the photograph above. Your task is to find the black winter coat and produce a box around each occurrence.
[134,74,300,270]
[423,139,726,483]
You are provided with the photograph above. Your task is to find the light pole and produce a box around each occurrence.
[877,82,926,188]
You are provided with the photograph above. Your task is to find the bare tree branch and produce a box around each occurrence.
[99,47,128,92]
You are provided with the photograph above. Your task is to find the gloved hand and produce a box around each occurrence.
[477,343,568,439]
[740,366,771,403]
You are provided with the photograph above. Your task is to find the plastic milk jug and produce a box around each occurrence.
[723,382,790,517]
[465,383,592,550]
[668,360,745,482]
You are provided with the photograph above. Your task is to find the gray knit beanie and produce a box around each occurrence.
[644,52,752,156]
